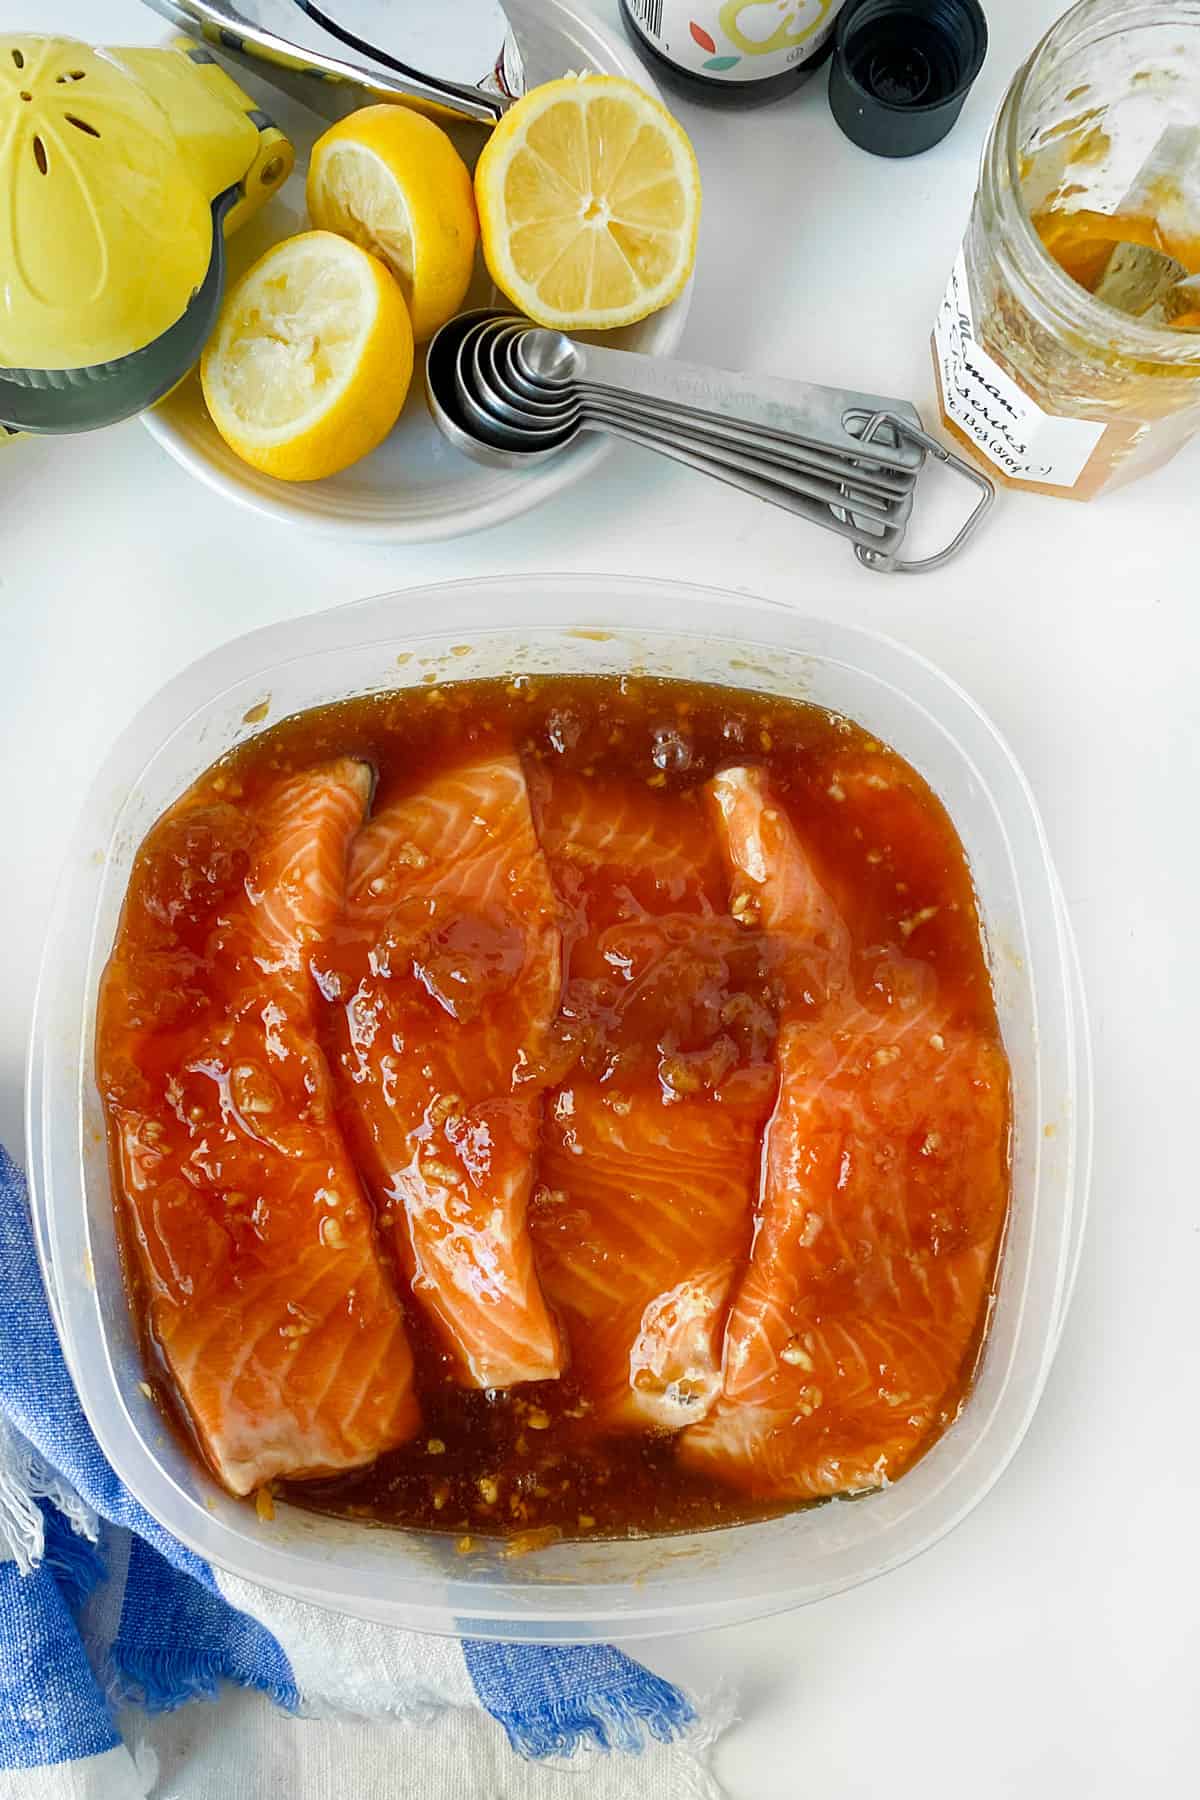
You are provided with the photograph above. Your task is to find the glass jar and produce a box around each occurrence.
[619,1,845,108]
[932,0,1200,500]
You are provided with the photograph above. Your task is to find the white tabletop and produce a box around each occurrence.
[2,1,1197,1794]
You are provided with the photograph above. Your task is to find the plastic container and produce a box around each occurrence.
[26,576,1090,1641]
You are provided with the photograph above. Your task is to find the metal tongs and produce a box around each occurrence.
[141,0,525,123]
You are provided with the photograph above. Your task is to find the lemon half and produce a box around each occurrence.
[474,75,701,332]
[307,106,479,343]
[200,231,413,483]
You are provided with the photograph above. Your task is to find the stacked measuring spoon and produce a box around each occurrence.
[425,310,994,573]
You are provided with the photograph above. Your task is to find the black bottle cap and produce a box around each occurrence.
[829,0,988,158]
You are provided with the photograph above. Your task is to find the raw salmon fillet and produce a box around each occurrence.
[530,772,772,1431]
[98,759,420,1497]
[680,765,1010,1499]
[322,754,565,1388]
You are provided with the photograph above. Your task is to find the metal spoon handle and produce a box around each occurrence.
[521,334,926,474]
[579,401,905,524]
[583,417,905,555]
[577,389,914,499]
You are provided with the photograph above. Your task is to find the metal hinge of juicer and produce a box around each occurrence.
[141,0,526,125]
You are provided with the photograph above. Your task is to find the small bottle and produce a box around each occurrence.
[619,1,846,108]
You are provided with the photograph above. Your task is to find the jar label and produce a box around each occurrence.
[934,251,1106,489]
[625,0,841,82]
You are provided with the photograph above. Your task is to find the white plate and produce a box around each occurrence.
[142,0,693,542]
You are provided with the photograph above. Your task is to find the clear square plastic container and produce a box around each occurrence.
[26,576,1091,1640]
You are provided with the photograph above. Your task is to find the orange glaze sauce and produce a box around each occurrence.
[97,674,1009,1541]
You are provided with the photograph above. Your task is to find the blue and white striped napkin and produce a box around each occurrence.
[0,1146,725,1800]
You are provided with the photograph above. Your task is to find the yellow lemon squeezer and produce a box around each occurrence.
[0,34,293,439]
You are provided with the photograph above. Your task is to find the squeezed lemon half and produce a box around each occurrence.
[307,106,479,344]
[200,230,413,483]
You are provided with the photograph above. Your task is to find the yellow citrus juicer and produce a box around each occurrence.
[0,34,293,438]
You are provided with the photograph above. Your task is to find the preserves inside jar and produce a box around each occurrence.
[1035,206,1200,327]
[1028,107,1200,329]
[96,674,1011,1543]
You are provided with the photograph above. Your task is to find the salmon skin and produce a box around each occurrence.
[530,771,776,1432]
[98,760,420,1498]
[320,754,566,1389]
[680,766,1010,1500]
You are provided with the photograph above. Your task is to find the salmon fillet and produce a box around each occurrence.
[99,760,420,1497]
[680,765,1010,1499]
[322,754,565,1388]
[530,772,772,1432]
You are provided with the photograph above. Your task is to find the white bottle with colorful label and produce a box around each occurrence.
[620,1,847,105]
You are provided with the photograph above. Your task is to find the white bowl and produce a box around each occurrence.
[142,0,693,542]
[28,575,1091,1641]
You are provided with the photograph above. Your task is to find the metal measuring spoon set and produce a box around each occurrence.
[425,310,995,573]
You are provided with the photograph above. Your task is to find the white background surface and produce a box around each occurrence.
[1,1,1197,1795]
